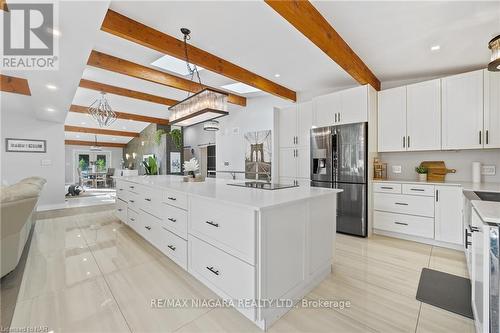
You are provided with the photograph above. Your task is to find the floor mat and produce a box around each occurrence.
[416,268,474,319]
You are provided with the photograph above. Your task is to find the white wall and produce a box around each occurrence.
[64,145,123,184]
[0,111,65,208]
[215,95,293,180]
[183,122,216,161]
[379,149,500,183]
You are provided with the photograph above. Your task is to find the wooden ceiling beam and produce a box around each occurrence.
[265,0,381,91]
[79,79,178,106]
[101,9,296,102]
[65,140,127,148]
[1,0,8,11]
[87,50,246,106]
[64,125,140,137]
[69,104,169,125]
[0,74,31,95]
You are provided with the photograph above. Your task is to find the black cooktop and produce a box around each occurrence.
[227,181,298,190]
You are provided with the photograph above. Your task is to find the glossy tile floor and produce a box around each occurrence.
[9,209,475,333]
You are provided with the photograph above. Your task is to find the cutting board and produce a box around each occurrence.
[420,161,456,182]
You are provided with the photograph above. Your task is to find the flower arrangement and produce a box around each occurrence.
[183,158,199,178]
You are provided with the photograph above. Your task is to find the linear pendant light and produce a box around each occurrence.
[488,35,500,72]
[169,28,229,127]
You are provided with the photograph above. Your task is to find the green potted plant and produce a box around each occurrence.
[143,156,158,175]
[415,165,428,182]
[168,129,182,149]
[95,158,106,172]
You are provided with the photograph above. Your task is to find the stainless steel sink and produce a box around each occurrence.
[474,191,500,202]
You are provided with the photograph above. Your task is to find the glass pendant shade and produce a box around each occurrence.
[488,35,500,72]
[169,88,228,127]
[203,120,220,131]
[88,92,117,127]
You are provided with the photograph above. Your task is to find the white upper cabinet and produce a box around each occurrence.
[313,91,340,127]
[313,85,369,128]
[442,69,484,150]
[406,79,441,151]
[297,101,313,147]
[378,86,406,152]
[484,69,500,148]
[434,186,463,245]
[278,148,297,179]
[278,106,297,148]
[340,85,368,125]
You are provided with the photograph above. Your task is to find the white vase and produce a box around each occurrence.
[418,173,427,182]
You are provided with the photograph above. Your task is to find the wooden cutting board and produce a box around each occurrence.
[420,161,456,182]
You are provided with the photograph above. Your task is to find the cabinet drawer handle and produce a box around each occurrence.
[145,226,151,230]
[167,217,177,223]
[394,222,408,226]
[465,228,472,249]
[145,198,151,202]
[486,130,489,145]
[410,188,425,192]
[205,220,219,227]
[119,188,124,191]
[206,266,220,276]
[470,226,480,233]
[380,186,393,190]
[167,245,176,251]
[167,197,177,201]
[129,200,135,203]
[129,218,135,222]
[334,113,338,123]
[394,202,408,206]
[117,208,123,212]
[129,186,135,189]
[479,130,482,145]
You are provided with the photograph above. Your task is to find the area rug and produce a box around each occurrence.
[416,268,474,319]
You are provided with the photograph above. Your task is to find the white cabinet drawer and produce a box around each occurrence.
[373,183,402,194]
[127,207,140,231]
[374,211,434,239]
[163,189,188,210]
[116,182,128,201]
[156,226,187,270]
[139,187,163,218]
[189,196,256,264]
[136,210,159,242]
[374,193,434,217]
[115,198,127,223]
[126,191,140,211]
[126,182,140,193]
[402,184,435,197]
[159,204,188,239]
[189,235,255,303]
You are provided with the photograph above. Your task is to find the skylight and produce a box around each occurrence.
[221,82,261,94]
[151,54,204,76]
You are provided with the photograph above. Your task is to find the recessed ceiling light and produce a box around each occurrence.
[46,84,57,90]
[274,73,281,78]
[221,82,261,94]
[76,135,80,139]
[122,126,127,130]
[431,45,440,51]
[112,138,116,141]
[81,122,86,125]
[151,54,204,76]
[46,107,55,112]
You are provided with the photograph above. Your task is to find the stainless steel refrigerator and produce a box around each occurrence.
[310,123,368,237]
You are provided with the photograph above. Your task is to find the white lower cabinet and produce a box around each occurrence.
[114,178,337,330]
[435,185,463,245]
[373,181,464,248]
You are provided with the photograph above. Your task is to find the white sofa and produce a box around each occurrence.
[1,177,46,277]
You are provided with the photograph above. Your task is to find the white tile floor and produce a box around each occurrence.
[10,210,475,333]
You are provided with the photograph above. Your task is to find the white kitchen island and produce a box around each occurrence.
[114,175,342,330]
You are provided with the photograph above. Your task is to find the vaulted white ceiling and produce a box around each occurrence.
[2,1,498,146]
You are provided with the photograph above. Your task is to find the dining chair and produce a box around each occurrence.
[78,168,93,188]
[105,168,115,188]
[95,174,106,188]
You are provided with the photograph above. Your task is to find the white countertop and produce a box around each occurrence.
[373,179,500,193]
[116,175,342,210]
[472,200,500,225]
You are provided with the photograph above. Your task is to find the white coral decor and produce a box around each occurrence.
[183,158,200,174]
